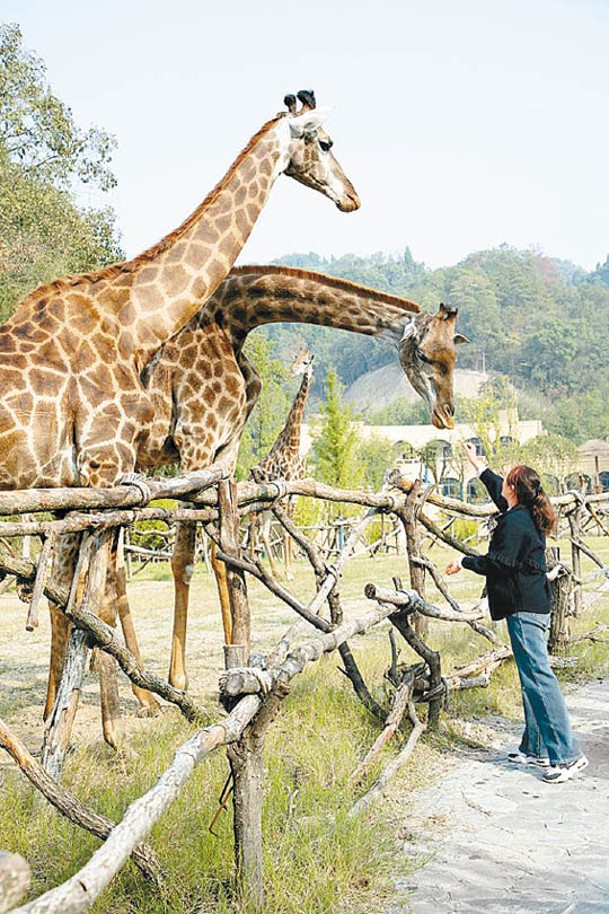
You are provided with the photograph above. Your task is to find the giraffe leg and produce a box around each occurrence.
[113,533,160,715]
[284,498,297,581]
[42,531,110,774]
[261,513,281,579]
[210,539,233,644]
[97,533,124,750]
[169,520,197,691]
[44,603,72,721]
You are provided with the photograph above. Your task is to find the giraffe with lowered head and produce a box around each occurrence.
[0,89,359,745]
[47,265,468,705]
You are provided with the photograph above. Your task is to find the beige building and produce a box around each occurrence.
[576,439,609,491]
[301,411,545,498]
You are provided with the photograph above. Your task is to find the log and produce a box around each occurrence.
[348,674,414,787]
[363,583,483,622]
[41,532,108,777]
[348,700,426,818]
[220,600,399,700]
[0,507,215,539]
[0,852,30,914]
[0,466,227,516]
[0,718,159,880]
[25,533,57,631]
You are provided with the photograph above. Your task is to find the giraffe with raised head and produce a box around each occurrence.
[0,90,359,744]
[0,90,358,493]
[249,348,314,579]
[48,265,468,701]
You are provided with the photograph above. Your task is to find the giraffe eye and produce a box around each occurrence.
[416,348,433,365]
[319,139,333,153]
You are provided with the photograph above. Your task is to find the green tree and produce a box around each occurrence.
[355,434,398,490]
[236,334,292,479]
[311,371,364,516]
[460,376,520,471]
[365,396,429,425]
[518,434,579,494]
[0,24,123,319]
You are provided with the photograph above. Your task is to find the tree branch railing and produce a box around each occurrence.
[2,465,609,913]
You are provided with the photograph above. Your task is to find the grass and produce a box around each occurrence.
[1,530,609,912]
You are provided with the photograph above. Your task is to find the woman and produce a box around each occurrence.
[445,442,588,784]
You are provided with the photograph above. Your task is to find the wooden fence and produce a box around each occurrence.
[1,468,608,912]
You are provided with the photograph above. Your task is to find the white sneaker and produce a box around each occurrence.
[507,750,550,768]
[542,754,589,784]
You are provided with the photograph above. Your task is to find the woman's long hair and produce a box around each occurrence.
[506,465,557,534]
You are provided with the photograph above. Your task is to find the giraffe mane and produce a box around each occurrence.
[20,116,286,303]
[229,265,423,314]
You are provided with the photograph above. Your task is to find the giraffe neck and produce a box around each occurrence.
[123,118,297,364]
[25,117,295,371]
[210,265,422,347]
[268,367,312,461]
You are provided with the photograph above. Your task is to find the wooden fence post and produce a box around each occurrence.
[41,530,111,778]
[547,547,572,654]
[218,478,264,910]
[398,481,427,637]
[568,505,583,616]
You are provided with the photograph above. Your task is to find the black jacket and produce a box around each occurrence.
[461,469,552,621]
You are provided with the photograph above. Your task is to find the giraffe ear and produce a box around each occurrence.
[454,333,471,345]
[289,107,332,138]
[400,318,417,342]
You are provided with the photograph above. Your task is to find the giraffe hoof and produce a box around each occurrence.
[136,704,161,719]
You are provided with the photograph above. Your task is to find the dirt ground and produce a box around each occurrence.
[0,557,378,760]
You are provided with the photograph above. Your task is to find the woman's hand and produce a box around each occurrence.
[445,560,462,576]
[461,440,485,472]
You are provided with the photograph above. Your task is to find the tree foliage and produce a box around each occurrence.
[0,24,123,320]
[269,243,609,443]
[235,333,292,479]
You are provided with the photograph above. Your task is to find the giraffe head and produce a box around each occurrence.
[289,346,315,379]
[397,303,470,430]
[282,90,360,213]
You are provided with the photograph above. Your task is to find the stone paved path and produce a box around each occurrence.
[390,679,609,914]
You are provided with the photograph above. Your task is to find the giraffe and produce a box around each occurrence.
[0,90,358,493]
[1,89,359,743]
[47,265,468,703]
[248,348,314,580]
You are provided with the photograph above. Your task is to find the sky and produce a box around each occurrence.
[3,0,609,271]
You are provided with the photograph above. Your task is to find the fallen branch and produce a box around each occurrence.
[0,718,159,880]
[347,672,414,787]
[348,699,426,818]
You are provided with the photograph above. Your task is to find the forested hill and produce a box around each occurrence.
[261,246,609,441]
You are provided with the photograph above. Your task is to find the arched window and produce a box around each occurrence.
[599,471,609,492]
[564,473,592,494]
[441,477,460,498]
[465,436,485,456]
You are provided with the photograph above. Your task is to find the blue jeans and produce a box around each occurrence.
[506,612,581,765]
